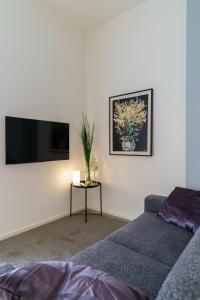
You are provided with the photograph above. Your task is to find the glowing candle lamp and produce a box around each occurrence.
[73,170,80,186]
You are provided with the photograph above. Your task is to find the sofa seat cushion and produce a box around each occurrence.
[106,212,192,267]
[70,239,170,300]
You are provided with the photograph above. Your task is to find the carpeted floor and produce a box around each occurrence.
[0,213,126,274]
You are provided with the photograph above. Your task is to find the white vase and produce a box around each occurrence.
[121,136,136,151]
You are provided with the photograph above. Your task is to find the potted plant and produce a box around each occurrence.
[81,115,94,186]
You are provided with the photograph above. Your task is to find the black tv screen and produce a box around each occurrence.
[5,116,69,164]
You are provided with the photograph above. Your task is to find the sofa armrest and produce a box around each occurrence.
[144,195,166,213]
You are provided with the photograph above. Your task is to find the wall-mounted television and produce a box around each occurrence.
[5,116,69,164]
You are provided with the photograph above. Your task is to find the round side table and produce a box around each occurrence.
[70,181,102,223]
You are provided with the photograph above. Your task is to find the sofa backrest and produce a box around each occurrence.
[156,226,200,300]
[144,195,166,214]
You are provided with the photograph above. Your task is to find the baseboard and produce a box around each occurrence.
[103,209,140,221]
[89,206,139,222]
[0,207,139,242]
[0,206,84,242]
[102,209,132,222]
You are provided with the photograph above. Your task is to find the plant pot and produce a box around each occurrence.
[84,169,93,186]
[85,180,93,186]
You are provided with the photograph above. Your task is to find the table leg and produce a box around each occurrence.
[85,188,87,223]
[100,183,102,216]
[70,184,72,217]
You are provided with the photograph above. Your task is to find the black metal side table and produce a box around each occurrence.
[70,181,102,223]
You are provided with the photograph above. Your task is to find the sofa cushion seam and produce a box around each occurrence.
[106,238,172,268]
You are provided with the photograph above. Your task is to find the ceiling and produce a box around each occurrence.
[41,0,147,31]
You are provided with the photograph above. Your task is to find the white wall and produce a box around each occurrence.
[186,0,200,189]
[86,0,186,219]
[0,0,187,239]
[0,1,85,239]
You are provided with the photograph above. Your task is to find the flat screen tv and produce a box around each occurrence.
[5,116,69,164]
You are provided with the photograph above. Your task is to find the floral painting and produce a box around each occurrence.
[109,89,153,156]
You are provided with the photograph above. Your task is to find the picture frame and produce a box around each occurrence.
[109,89,153,156]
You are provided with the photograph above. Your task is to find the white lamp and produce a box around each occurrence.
[73,170,80,186]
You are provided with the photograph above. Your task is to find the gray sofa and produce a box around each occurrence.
[70,195,200,300]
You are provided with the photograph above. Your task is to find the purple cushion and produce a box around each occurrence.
[158,187,200,233]
[0,261,149,300]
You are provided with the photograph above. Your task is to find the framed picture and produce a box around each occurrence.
[109,89,153,156]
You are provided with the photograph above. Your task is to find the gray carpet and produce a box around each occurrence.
[0,213,126,275]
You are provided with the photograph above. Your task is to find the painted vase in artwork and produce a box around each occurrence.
[120,135,136,151]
